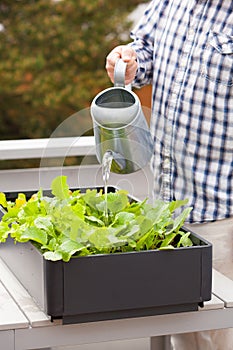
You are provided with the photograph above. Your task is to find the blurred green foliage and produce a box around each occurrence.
[0,0,147,140]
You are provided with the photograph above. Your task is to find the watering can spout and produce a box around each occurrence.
[104,150,127,173]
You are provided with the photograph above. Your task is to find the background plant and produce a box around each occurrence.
[0,0,147,143]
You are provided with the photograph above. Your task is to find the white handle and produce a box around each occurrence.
[114,59,127,87]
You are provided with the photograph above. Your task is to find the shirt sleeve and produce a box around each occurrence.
[129,1,158,87]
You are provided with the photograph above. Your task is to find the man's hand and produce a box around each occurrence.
[106,45,138,85]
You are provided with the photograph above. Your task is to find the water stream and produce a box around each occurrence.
[102,151,113,225]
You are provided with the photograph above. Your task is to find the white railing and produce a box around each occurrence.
[0,137,153,200]
[0,136,96,160]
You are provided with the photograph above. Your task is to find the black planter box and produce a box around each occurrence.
[0,188,212,324]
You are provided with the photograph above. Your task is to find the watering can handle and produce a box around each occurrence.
[114,59,127,88]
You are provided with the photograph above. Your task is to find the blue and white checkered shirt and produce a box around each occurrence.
[130,0,233,223]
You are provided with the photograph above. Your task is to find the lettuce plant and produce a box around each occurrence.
[0,176,193,262]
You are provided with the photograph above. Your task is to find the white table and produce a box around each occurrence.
[0,141,232,349]
[1,257,233,350]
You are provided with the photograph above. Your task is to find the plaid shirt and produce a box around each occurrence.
[130,0,233,223]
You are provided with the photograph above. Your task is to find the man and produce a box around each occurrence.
[106,0,233,349]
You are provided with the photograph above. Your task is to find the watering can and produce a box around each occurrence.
[91,59,153,174]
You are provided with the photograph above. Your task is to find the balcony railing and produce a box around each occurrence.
[0,136,96,160]
[0,137,153,200]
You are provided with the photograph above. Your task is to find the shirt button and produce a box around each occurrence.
[171,93,177,100]
[188,28,195,38]
[176,71,184,82]
[183,43,192,53]
[222,43,230,53]
[180,57,187,66]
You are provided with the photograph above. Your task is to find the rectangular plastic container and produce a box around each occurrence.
[0,187,212,324]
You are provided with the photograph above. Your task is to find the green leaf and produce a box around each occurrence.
[20,200,40,217]
[166,207,192,234]
[119,224,139,240]
[136,216,153,235]
[88,227,126,251]
[0,193,7,208]
[15,193,26,208]
[125,198,147,214]
[2,207,20,223]
[42,237,57,251]
[145,201,170,225]
[159,245,175,250]
[88,228,111,250]
[106,191,129,213]
[20,227,48,245]
[113,212,135,225]
[51,175,70,200]
[136,229,153,251]
[71,202,85,220]
[43,251,63,261]
[58,239,86,261]
[59,239,85,253]
[8,223,26,241]
[160,233,176,248]
[168,199,189,213]
[177,231,193,247]
[82,189,100,210]
[53,206,93,244]
[85,215,105,226]
[34,216,53,231]
[0,222,10,242]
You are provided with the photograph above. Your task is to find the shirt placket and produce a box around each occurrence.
[160,1,205,202]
